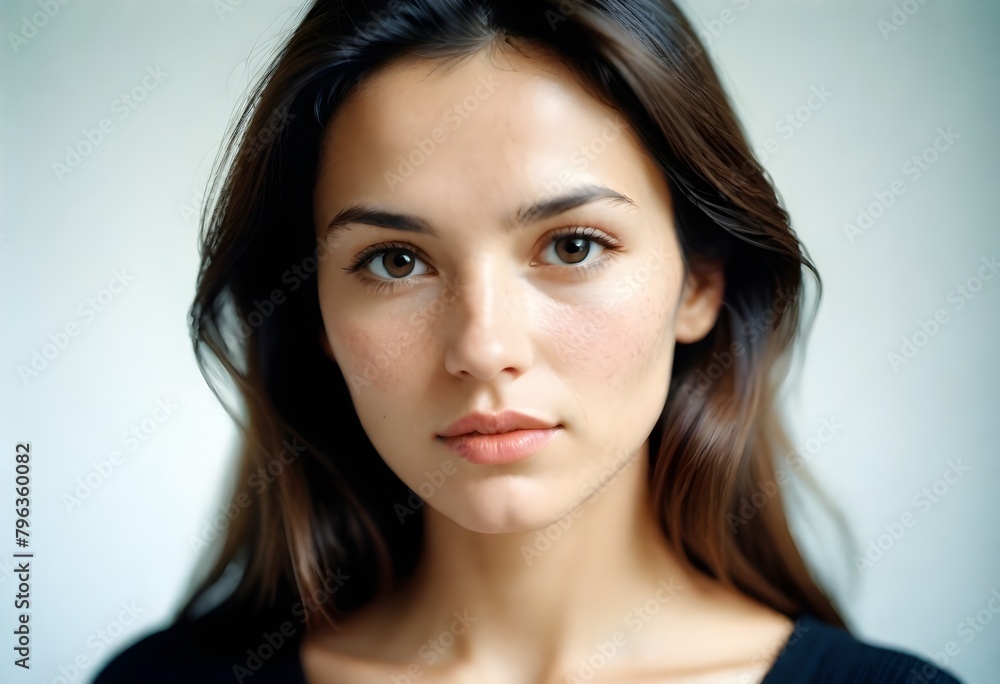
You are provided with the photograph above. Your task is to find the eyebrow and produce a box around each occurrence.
[321,183,636,239]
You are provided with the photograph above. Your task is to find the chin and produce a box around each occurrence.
[430,477,584,535]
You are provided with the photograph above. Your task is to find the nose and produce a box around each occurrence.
[442,259,533,383]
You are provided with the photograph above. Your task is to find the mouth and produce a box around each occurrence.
[438,426,561,465]
[438,409,560,438]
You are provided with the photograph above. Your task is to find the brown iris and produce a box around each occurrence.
[380,249,416,278]
[555,236,590,264]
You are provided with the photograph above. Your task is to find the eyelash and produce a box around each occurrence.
[343,226,624,294]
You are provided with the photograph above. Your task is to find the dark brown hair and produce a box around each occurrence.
[183,0,844,630]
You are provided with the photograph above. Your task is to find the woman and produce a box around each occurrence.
[95,0,962,681]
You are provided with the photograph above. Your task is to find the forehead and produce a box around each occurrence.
[314,43,655,226]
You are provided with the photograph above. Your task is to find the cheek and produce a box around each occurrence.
[324,312,419,403]
[541,276,674,390]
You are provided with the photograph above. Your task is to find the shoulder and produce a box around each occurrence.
[93,591,306,684]
[763,614,964,684]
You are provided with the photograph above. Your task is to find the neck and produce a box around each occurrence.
[393,440,712,667]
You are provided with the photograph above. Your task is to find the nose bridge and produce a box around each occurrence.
[443,256,530,381]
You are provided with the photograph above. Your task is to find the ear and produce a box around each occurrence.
[674,258,725,344]
[319,328,335,361]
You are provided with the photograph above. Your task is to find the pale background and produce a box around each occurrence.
[1,0,997,682]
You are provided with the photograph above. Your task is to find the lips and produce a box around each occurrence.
[438,410,559,438]
[436,410,562,465]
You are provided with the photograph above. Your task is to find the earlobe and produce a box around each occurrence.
[674,259,725,344]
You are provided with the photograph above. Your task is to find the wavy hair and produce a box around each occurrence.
[183,0,844,630]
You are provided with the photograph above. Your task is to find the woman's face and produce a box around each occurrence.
[314,43,722,533]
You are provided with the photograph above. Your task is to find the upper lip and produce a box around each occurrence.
[438,410,560,437]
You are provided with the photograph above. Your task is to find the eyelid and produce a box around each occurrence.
[340,241,437,284]
[545,225,621,244]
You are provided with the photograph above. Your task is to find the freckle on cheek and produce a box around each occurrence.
[547,296,663,387]
[335,322,403,389]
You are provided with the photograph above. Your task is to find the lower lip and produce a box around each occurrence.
[438,427,560,465]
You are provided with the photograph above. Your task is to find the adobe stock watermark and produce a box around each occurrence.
[515,117,678,357]
[546,0,751,47]
[189,438,307,551]
[36,601,143,684]
[693,0,752,49]
[680,285,797,406]
[52,65,169,181]
[393,459,461,524]
[230,233,344,342]
[384,73,502,191]
[178,184,206,226]
[843,126,960,244]
[388,609,479,683]
[530,115,629,204]
[746,84,833,173]
[328,0,405,60]
[236,102,296,166]
[877,0,934,40]
[233,565,350,682]
[213,0,246,21]
[520,114,629,204]
[853,458,971,574]
[887,254,997,372]
[520,446,640,565]
[557,243,673,355]
[565,577,684,683]
[519,114,631,293]
[914,588,1000,681]
[7,0,73,54]
[359,115,635,386]
[544,0,586,31]
[0,557,15,586]
[738,621,810,684]
[18,268,136,385]
[727,417,843,532]
[63,398,179,513]
[344,272,468,394]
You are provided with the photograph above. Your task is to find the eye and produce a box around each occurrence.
[366,248,431,280]
[345,242,433,282]
[343,226,623,293]
[538,226,622,269]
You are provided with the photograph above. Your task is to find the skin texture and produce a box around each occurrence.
[306,39,794,683]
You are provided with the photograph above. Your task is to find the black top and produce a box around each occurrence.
[93,589,964,684]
